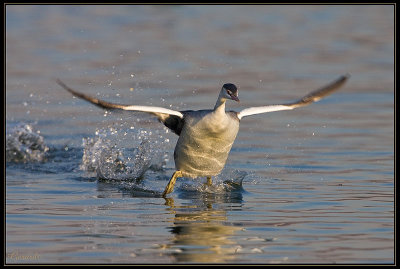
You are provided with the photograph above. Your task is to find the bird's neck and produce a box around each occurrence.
[214,96,227,114]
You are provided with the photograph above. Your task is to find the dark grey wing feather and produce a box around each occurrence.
[157,113,185,135]
[237,74,349,119]
[57,79,185,135]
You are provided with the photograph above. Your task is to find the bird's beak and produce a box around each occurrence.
[231,95,240,103]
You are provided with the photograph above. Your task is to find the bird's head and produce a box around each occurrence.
[221,83,240,102]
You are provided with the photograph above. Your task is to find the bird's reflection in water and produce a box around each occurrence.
[163,190,243,263]
[94,169,246,263]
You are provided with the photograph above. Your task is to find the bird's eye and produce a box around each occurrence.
[226,90,232,95]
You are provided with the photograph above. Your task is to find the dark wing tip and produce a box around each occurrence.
[56,78,84,97]
[335,73,350,85]
[289,74,350,108]
[55,78,69,92]
[56,79,126,110]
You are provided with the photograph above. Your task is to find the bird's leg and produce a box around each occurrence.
[206,176,212,186]
[162,171,182,197]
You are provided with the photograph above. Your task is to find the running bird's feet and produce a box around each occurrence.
[162,171,182,197]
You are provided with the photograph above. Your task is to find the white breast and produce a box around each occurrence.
[174,111,240,178]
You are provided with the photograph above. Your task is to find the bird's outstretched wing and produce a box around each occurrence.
[56,79,185,135]
[237,74,349,120]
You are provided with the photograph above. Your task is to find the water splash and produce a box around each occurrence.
[6,123,49,163]
[179,169,248,194]
[80,126,170,181]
